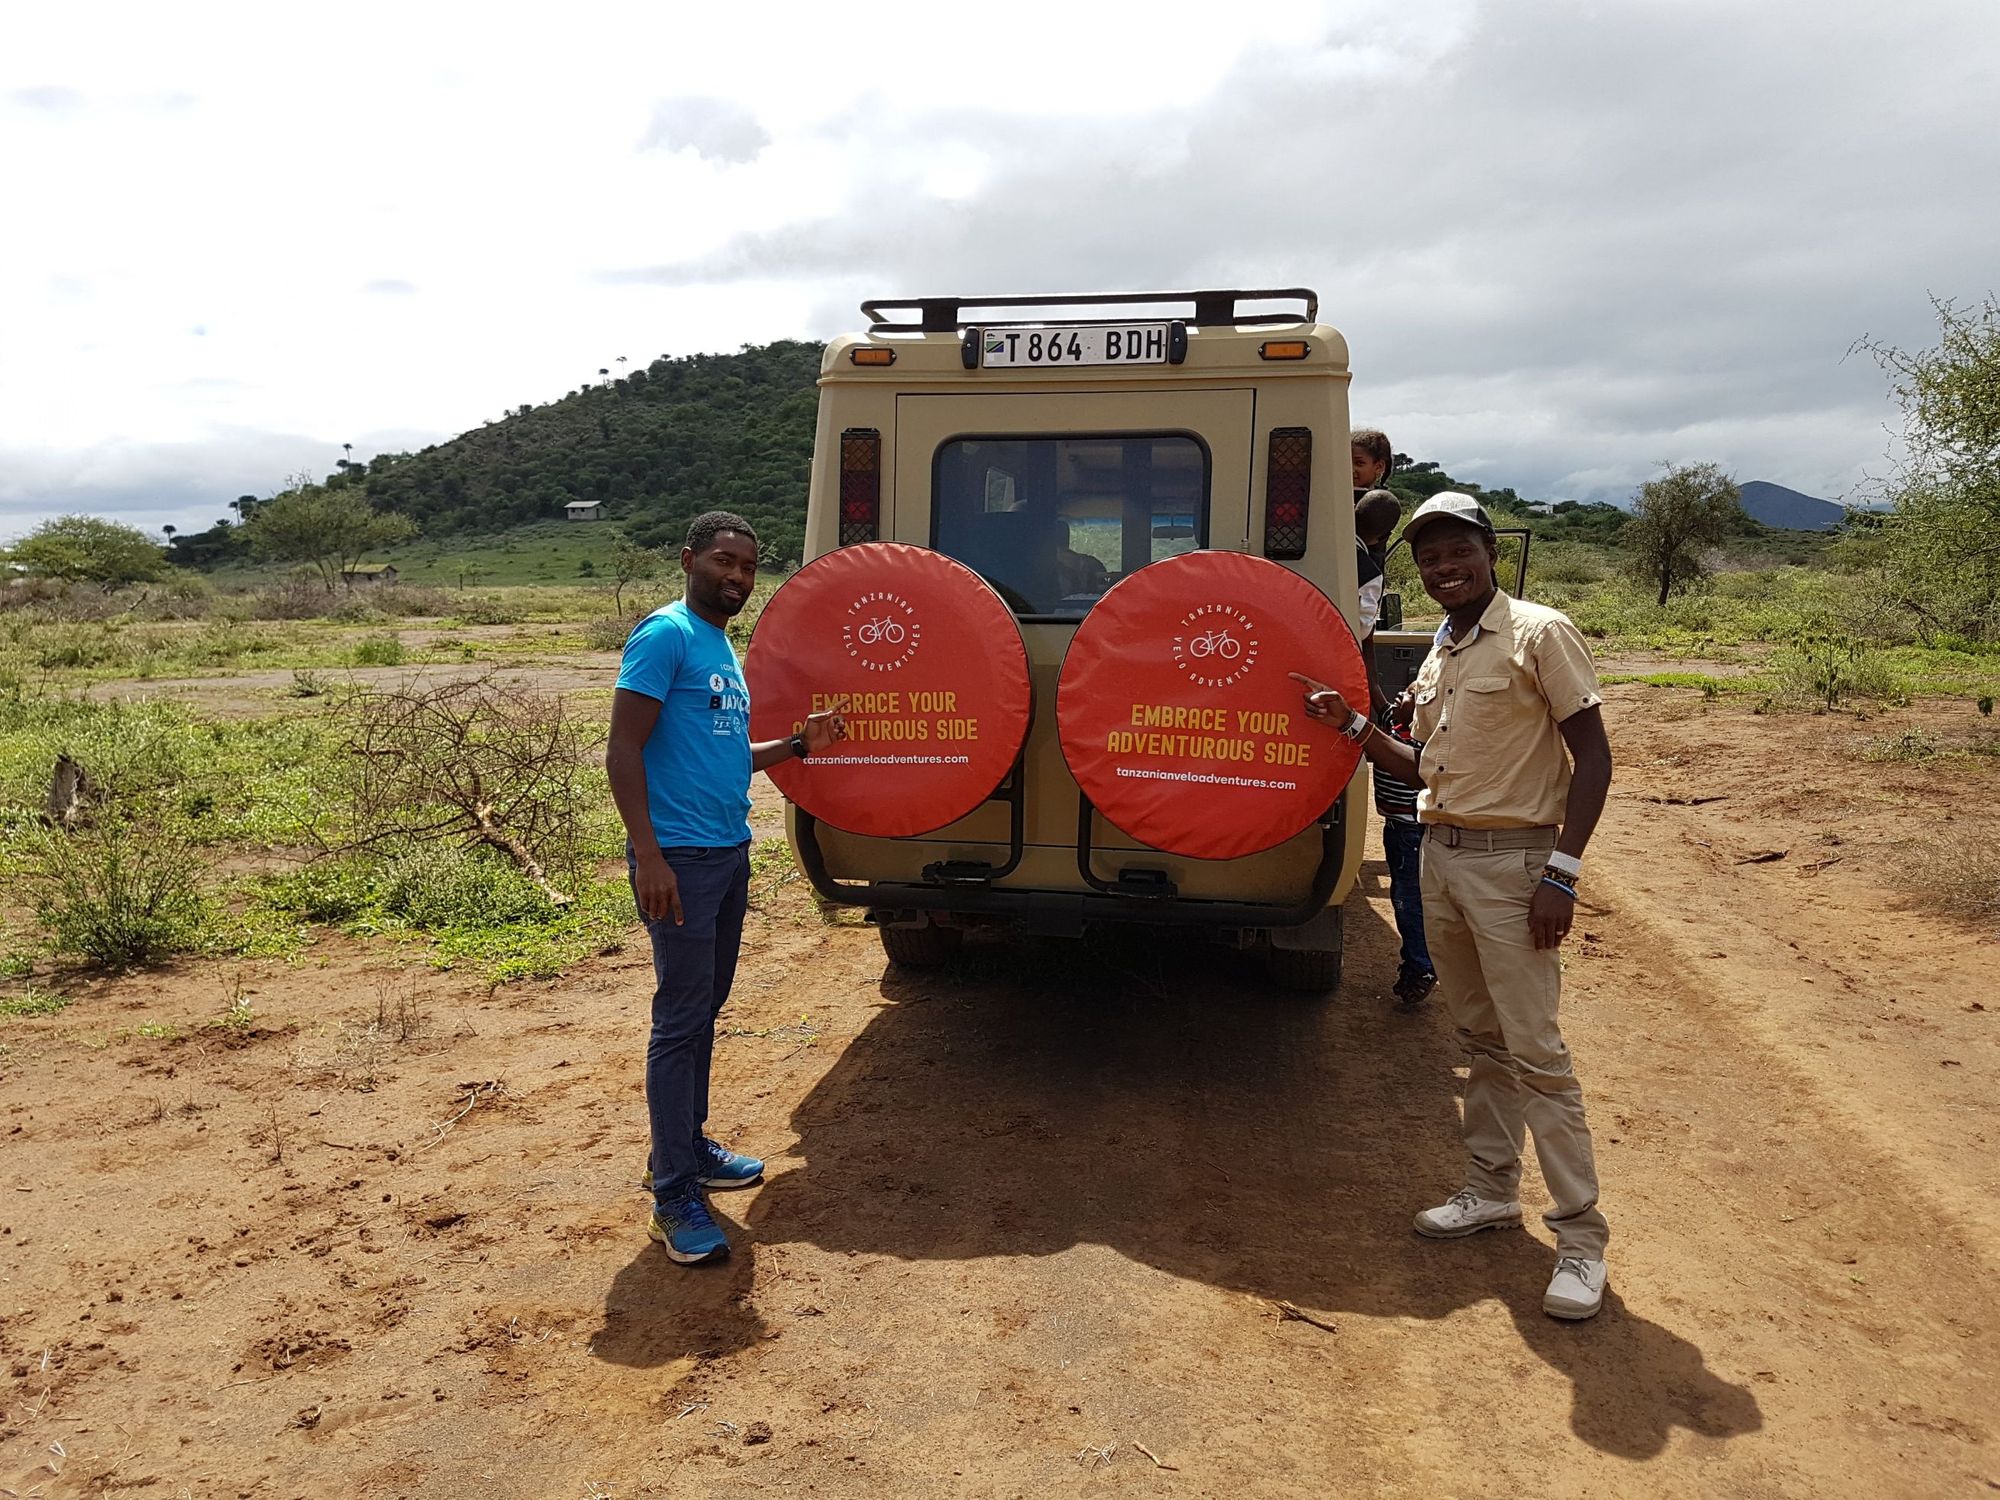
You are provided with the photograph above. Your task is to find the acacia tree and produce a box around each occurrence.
[610,536,661,613]
[9,515,168,588]
[1625,463,1744,606]
[1856,294,2000,640]
[244,474,416,590]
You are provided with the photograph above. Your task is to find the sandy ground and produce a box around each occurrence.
[2,684,1996,1498]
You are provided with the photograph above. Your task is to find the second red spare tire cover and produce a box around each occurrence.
[1057,551,1367,860]
[746,542,1032,839]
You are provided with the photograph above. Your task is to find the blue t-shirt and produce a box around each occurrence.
[615,600,753,848]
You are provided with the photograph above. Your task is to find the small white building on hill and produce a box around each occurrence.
[565,501,604,522]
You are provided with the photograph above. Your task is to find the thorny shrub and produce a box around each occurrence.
[19,813,211,968]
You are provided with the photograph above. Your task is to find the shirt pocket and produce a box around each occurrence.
[1455,675,1513,731]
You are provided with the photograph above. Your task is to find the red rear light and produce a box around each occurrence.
[1264,427,1311,559]
[839,428,881,545]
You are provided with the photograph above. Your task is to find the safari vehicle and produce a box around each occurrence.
[788,289,1368,990]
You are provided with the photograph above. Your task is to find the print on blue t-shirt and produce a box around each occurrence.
[614,600,753,848]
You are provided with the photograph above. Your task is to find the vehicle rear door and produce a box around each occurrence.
[893,389,1255,849]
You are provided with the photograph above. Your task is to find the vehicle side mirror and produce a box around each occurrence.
[1378,590,1404,630]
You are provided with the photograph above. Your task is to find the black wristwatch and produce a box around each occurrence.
[789,733,810,760]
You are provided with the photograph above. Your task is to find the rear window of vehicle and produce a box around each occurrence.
[932,435,1209,618]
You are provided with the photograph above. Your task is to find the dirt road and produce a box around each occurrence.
[2,685,1995,1497]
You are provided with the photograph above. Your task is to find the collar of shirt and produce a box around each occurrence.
[1435,590,1512,652]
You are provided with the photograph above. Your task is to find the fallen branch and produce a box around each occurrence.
[474,802,571,906]
[1735,849,1789,865]
[1132,1441,1180,1471]
[1272,1299,1339,1334]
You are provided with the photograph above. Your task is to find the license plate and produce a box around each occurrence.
[981,324,1170,368]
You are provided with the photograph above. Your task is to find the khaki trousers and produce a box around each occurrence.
[1420,834,1609,1258]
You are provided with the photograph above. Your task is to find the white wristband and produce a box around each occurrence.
[1545,850,1582,878]
[1343,710,1371,742]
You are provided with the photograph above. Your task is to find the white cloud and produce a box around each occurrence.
[639,98,770,165]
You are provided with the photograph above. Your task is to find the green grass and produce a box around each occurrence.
[1600,671,1728,694]
[371,520,629,587]
[0,697,333,846]
[420,873,633,984]
[0,986,69,1018]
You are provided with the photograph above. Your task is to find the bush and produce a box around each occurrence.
[451,595,526,626]
[329,596,388,625]
[249,575,338,620]
[35,630,128,672]
[350,633,405,667]
[1768,629,1904,710]
[259,859,378,923]
[1862,728,1938,762]
[378,843,548,928]
[584,616,639,651]
[366,584,454,618]
[1530,543,1610,586]
[1894,826,2000,923]
[20,817,211,968]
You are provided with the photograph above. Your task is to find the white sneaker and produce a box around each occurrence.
[1544,1256,1608,1320]
[1413,1187,1523,1239]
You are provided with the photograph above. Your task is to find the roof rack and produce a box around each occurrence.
[859,288,1319,334]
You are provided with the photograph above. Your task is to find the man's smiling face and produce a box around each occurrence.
[1413,520,1497,612]
[683,529,759,617]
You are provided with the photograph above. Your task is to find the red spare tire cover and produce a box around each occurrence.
[1057,551,1367,860]
[746,542,1032,839]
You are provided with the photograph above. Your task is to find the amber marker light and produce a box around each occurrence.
[1259,340,1311,360]
[850,347,896,366]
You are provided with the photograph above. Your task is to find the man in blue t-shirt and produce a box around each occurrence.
[607,510,846,1264]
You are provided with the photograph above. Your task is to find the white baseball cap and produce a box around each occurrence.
[1401,491,1496,547]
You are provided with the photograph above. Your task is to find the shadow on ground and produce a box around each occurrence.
[597,879,1760,1459]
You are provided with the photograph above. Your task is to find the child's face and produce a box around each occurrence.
[1352,446,1387,489]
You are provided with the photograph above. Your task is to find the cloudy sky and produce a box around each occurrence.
[4,0,1996,540]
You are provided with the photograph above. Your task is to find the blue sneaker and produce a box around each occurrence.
[697,1137,765,1190]
[638,1142,765,1192]
[648,1192,729,1264]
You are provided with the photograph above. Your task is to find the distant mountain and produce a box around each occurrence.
[1738,480,1845,531]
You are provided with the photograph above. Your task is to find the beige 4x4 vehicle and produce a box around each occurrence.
[783,289,1368,990]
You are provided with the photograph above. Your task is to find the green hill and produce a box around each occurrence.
[364,341,819,564]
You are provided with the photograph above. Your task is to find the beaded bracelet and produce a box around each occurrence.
[1540,877,1578,900]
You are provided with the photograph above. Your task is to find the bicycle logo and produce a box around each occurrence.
[842,590,922,672]
[1185,627,1242,661]
[854,616,907,646]
[1171,604,1259,688]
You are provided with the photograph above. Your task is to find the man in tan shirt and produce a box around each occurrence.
[1291,492,1615,1320]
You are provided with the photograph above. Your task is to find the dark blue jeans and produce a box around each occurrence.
[1381,818,1433,982]
[634,843,751,1207]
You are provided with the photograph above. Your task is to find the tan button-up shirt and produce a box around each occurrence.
[1409,591,1602,830]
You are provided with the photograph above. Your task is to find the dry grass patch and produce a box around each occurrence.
[1896,826,2000,922]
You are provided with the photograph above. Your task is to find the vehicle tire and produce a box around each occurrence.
[878,922,963,968]
[1263,944,1342,994]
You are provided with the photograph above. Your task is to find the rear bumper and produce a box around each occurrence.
[793,793,1350,934]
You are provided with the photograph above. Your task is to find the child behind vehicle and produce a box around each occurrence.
[1375,690,1434,1009]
